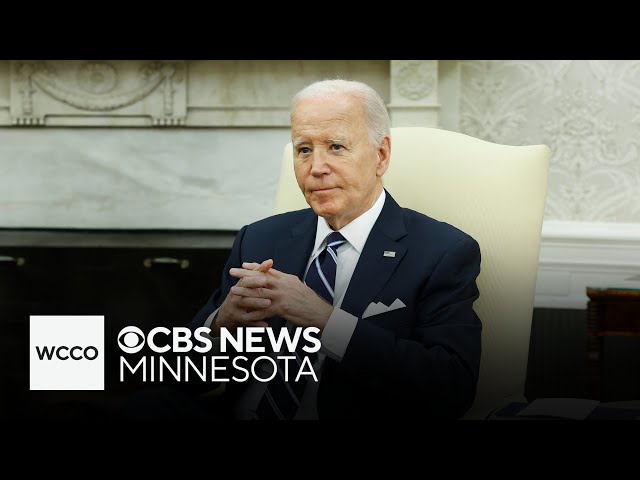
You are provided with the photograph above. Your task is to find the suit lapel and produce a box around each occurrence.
[269,210,317,330]
[340,191,407,319]
[272,210,317,279]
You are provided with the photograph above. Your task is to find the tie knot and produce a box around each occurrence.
[326,231,346,250]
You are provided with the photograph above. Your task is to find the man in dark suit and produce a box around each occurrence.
[188,79,482,420]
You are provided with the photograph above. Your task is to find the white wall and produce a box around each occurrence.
[455,60,640,224]
[448,60,640,307]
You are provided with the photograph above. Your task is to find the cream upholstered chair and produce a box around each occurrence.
[273,126,550,420]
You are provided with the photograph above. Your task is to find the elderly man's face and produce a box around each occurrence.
[291,93,390,230]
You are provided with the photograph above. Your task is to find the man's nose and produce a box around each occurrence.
[310,151,330,176]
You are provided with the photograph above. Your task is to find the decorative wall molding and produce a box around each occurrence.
[388,60,440,127]
[2,60,393,128]
[10,60,186,126]
[2,60,442,129]
[9,60,187,126]
[535,220,640,309]
[457,60,640,224]
[395,62,435,100]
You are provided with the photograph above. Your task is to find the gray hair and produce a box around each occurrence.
[291,79,390,148]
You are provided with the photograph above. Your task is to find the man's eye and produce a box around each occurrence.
[331,144,344,151]
[299,147,311,154]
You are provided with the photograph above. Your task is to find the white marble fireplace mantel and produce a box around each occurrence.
[0,60,442,231]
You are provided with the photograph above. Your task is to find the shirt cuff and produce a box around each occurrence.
[202,308,222,351]
[203,308,219,330]
[320,307,358,362]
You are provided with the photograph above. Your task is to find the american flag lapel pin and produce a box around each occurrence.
[383,251,396,258]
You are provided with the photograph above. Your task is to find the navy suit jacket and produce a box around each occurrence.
[188,190,482,420]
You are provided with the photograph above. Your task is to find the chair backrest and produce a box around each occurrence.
[274,126,550,419]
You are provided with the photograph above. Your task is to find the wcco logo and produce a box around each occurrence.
[35,345,99,361]
[30,316,104,391]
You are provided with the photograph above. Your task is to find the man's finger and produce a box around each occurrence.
[242,262,261,270]
[237,296,271,310]
[230,272,269,289]
[230,285,274,299]
[242,258,273,272]
[242,308,270,322]
[229,268,268,281]
[263,267,287,279]
[256,259,273,272]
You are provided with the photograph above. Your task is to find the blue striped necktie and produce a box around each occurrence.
[304,231,347,304]
[255,231,346,420]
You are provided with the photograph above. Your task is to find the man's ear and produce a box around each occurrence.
[376,135,391,177]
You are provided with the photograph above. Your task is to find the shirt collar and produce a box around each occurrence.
[312,189,386,255]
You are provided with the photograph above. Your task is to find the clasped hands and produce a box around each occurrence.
[212,259,333,336]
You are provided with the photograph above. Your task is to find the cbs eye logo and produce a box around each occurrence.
[117,326,146,354]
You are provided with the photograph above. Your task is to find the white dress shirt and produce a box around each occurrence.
[203,189,386,419]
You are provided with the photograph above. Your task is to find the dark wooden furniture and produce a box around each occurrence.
[0,229,235,419]
[587,287,640,401]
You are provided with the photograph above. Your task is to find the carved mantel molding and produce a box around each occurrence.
[2,60,445,128]
[9,60,186,126]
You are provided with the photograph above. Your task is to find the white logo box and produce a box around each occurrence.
[30,315,104,390]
